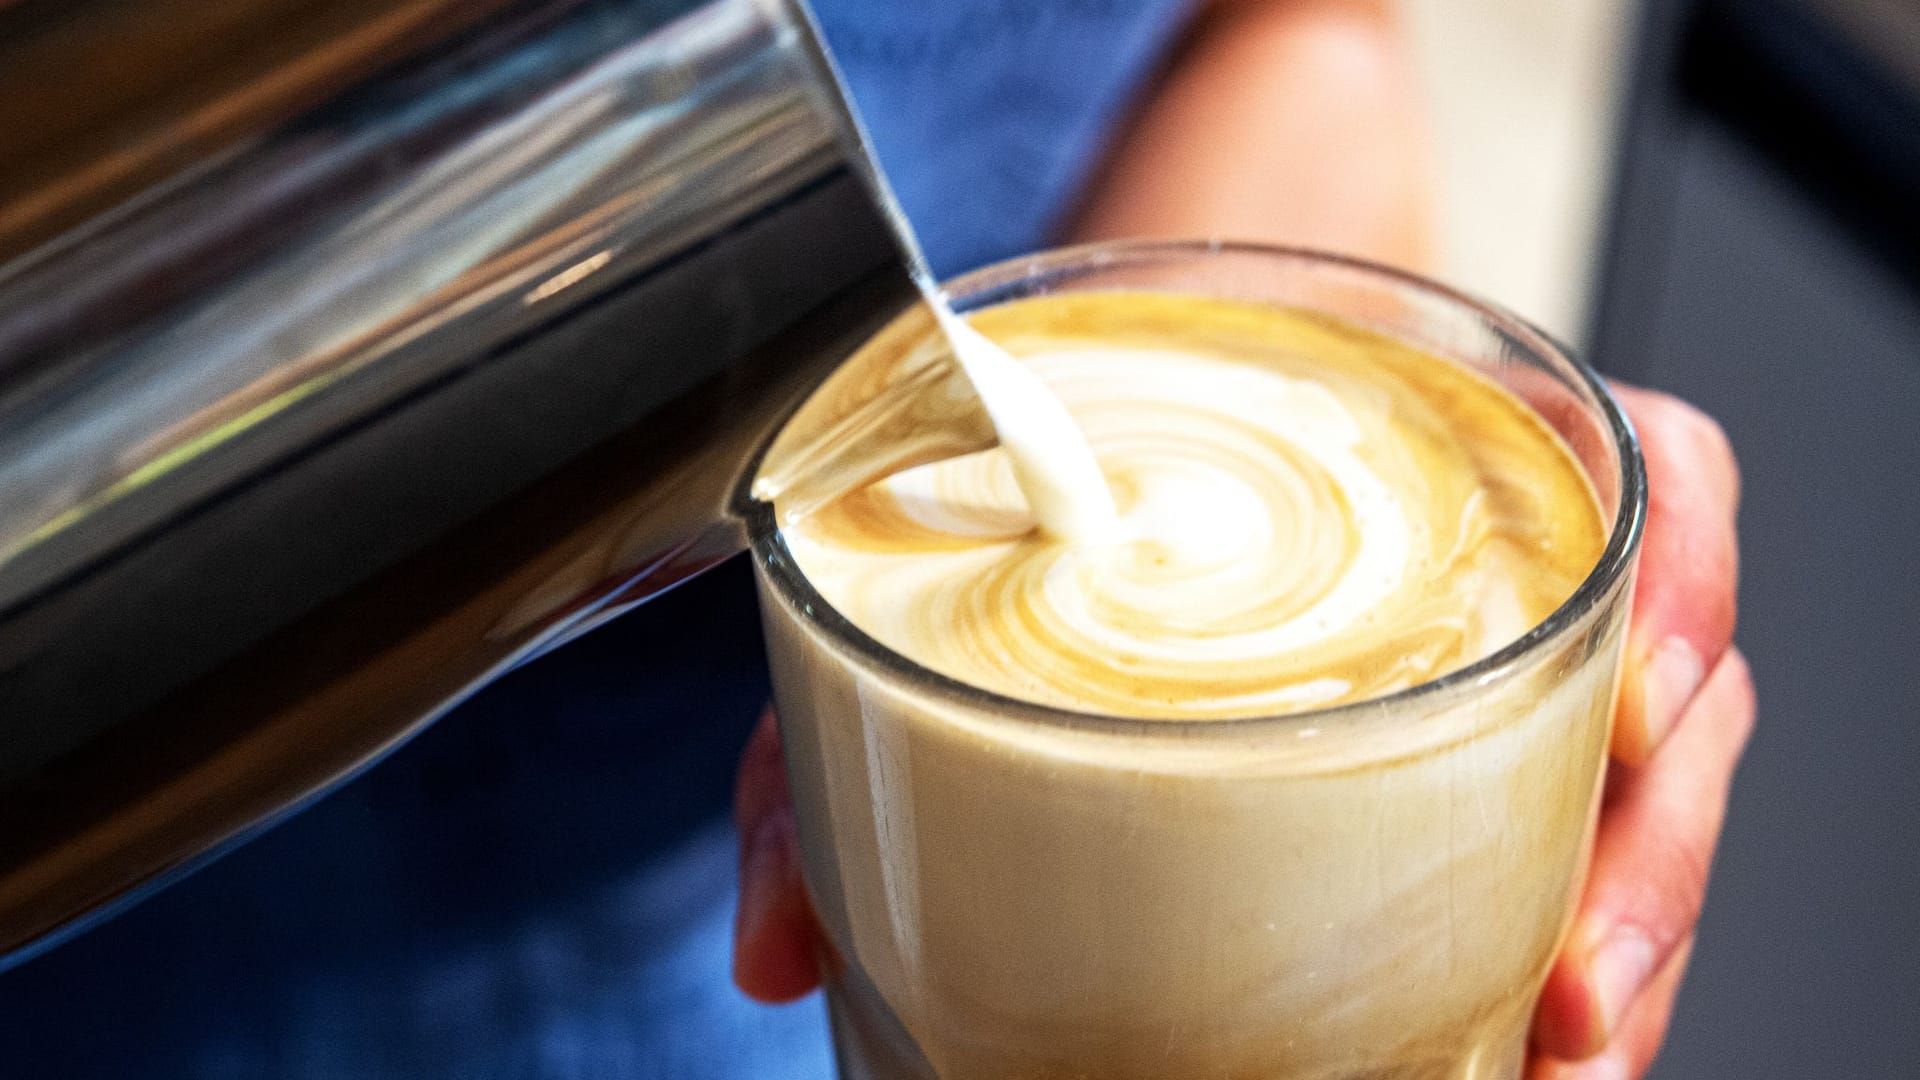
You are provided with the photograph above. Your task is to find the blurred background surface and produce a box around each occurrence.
[1403,0,1631,341]
[1422,0,1919,1073]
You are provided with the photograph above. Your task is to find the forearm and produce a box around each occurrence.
[1066,0,1433,272]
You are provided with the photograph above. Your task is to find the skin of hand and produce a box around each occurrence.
[1525,384,1751,1080]
[735,3,1754,1077]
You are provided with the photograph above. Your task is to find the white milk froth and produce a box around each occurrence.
[782,292,1604,719]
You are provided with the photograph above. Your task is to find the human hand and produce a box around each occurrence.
[1528,384,1753,1078]
[732,385,1753,1080]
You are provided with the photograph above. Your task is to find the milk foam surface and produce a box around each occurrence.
[929,301,1118,542]
[782,292,1604,719]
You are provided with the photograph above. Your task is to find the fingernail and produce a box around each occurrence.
[1552,1054,1630,1080]
[1590,931,1658,1038]
[1638,637,1704,752]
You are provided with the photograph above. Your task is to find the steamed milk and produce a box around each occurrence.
[757,291,1622,1079]
[928,301,1119,544]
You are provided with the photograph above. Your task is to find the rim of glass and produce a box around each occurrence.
[749,239,1647,738]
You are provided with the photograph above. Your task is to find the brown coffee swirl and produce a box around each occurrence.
[783,292,1603,720]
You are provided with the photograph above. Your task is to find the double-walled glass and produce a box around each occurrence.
[750,243,1646,1080]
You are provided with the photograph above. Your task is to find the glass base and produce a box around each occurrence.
[822,969,1530,1080]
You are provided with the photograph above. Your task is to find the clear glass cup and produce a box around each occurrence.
[749,242,1646,1080]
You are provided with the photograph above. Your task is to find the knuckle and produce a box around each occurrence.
[1681,646,1756,743]
[1720,649,1756,715]
[1636,389,1739,483]
[1678,396,1735,467]
[1710,649,1758,751]
[1688,411,1741,508]
[1662,393,1742,510]
[1630,833,1714,949]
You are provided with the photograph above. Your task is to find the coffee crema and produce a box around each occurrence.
[782,292,1603,720]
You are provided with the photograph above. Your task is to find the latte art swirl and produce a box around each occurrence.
[783,293,1603,720]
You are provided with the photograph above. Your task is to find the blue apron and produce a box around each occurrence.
[0,3,1187,1075]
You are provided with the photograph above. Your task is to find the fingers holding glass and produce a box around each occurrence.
[732,708,820,1003]
[1610,384,1742,766]
[1533,648,1755,1066]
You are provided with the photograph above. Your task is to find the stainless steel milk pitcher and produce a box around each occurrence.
[0,0,986,966]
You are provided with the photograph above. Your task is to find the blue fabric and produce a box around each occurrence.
[814,0,1189,277]
[0,3,1187,1076]
[1,564,831,1079]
